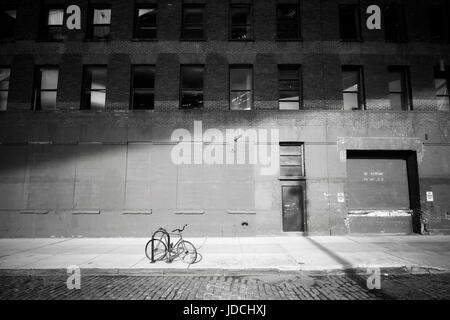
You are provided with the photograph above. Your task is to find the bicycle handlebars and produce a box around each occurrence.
[171,224,188,233]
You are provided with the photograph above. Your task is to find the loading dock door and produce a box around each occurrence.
[282,185,305,232]
[347,155,410,210]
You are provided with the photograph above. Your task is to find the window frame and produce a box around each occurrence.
[229,65,254,110]
[279,142,305,179]
[434,65,450,111]
[179,64,204,109]
[0,8,17,41]
[276,3,301,41]
[387,66,413,111]
[86,5,112,41]
[181,4,206,41]
[39,6,65,41]
[130,65,155,110]
[341,65,366,111]
[278,65,302,110]
[0,66,11,111]
[229,4,254,41]
[338,3,362,42]
[384,3,408,43]
[81,65,108,110]
[133,3,157,40]
[32,65,59,111]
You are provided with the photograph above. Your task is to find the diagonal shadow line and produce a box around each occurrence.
[304,237,395,300]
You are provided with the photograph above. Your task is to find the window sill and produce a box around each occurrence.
[180,38,207,42]
[279,176,306,181]
[131,38,158,42]
[276,38,303,42]
[339,38,364,43]
[228,39,254,42]
[84,38,112,42]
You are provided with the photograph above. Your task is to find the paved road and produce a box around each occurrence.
[1,271,449,300]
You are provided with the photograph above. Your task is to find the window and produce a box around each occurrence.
[40,7,64,40]
[181,5,205,40]
[429,6,444,41]
[134,4,157,39]
[33,67,59,111]
[230,4,252,40]
[385,4,407,42]
[0,68,11,111]
[339,4,361,41]
[82,66,107,110]
[230,66,253,110]
[180,65,204,109]
[434,65,449,111]
[87,6,111,40]
[278,66,301,110]
[277,4,300,40]
[387,66,411,111]
[131,65,155,110]
[279,143,304,177]
[0,9,17,40]
[342,66,365,110]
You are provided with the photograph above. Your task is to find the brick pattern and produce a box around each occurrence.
[0,272,449,300]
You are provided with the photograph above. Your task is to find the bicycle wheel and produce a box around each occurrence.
[175,240,197,264]
[145,239,167,261]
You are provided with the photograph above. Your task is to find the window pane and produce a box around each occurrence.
[181,92,203,109]
[279,101,299,110]
[93,9,111,24]
[389,93,403,110]
[429,6,444,40]
[231,26,251,40]
[280,91,299,101]
[279,80,299,91]
[48,9,64,25]
[343,92,359,110]
[342,70,359,92]
[339,5,358,39]
[231,7,251,25]
[277,6,299,39]
[280,145,302,155]
[0,10,16,39]
[184,7,203,25]
[230,91,252,110]
[89,68,107,90]
[280,166,302,176]
[0,92,8,111]
[437,97,450,111]
[230,68,252,90]
[0,69,11,90]
[280,155,302,166]
[40,91,57,110]
[133,91,154,110]
[133,67,154,89]
[40,68,58,90]
[279,68,298,80]
[138,8,156,26]
[435,78,448,96]
[90,91,106,110]
[181,66,203,89]
[385,5,405,41]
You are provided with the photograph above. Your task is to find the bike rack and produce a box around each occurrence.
[150,227,172,264]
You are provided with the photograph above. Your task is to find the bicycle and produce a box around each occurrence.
[145,224,198,264]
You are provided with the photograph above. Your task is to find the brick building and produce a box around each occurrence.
[0,0,449,237]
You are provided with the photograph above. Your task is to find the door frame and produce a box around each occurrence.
[280,179,307,233]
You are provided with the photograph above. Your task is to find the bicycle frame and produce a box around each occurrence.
[149,227,185,263]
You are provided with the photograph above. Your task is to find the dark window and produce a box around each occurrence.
[385,4,407,42]
[134,4,157,39]
[230,5,252,40]
[387,66,411,111]
[279,143,304,177]
[87,6,111,40]
[0,67,11,111]
[278,66,301,110]
[0,9,17,40]
[131,65,155,110]
[342,66,365,110]
[33,66,59,111]
[429,5,444,41]
[339,4,361,41]
[434,64,449,111]
[277,4,300,40]
[82,66,107,110]
[181,5,205,40]
[180,65,204,109]
[230,66,253,110]
[40,7,64,41]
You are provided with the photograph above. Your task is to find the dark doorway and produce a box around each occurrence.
[282,184,305,232]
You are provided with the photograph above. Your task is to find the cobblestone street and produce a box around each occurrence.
[1,271,449,300]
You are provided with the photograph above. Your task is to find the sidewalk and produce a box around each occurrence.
[1,235,450,273]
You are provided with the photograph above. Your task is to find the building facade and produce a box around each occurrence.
[0,0,449,237]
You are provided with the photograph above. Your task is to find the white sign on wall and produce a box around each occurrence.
[426,192,434,202]
[337,193,345,203]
